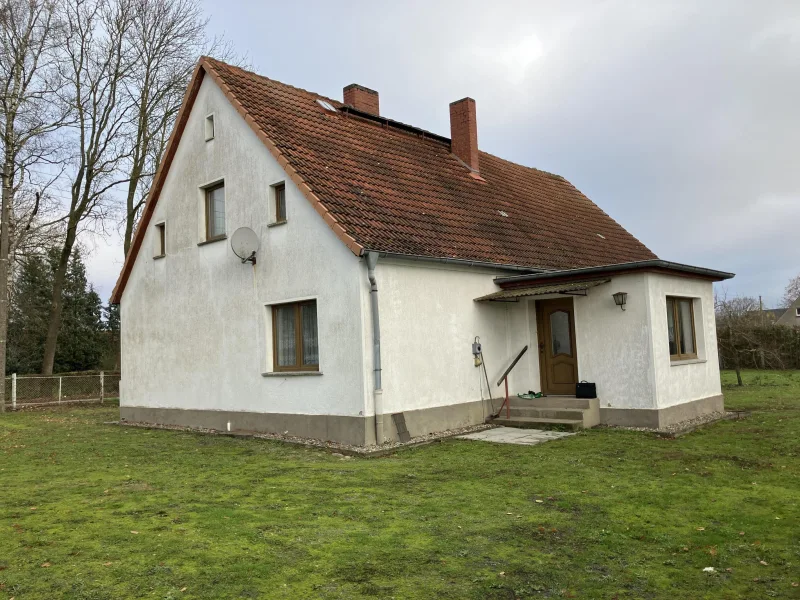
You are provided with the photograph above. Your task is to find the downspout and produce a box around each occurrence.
[366,251,384,444]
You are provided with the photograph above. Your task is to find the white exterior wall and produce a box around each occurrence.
[120,76,368,418]
[370,259,536,415]
[570,273,720,411]
[572,275,656,409]
[358,265,721,418]
[646,274,721,408]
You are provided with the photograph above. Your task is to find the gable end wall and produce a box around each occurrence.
[120,76,368,427]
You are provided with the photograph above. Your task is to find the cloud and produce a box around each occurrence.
[85,0,799,309]
[470,34,545,85]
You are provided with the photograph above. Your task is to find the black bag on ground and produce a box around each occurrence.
[576,381,597,398]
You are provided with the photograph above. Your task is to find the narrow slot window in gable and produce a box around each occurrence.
[275,183,286,223]
[268,182,287,227]
[154,222,166,258]
[205,113,215,141]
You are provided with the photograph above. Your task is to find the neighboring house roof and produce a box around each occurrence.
[775,296,800,327]
[113,58,658,303]
[759,308,787,321]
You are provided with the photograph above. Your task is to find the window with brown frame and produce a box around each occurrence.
[666,296,697,360]
[155,222,165,257]
[205,182,225,240]
[274,183,286,223]
[272,300,319,371]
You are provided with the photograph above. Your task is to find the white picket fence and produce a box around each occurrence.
[4,372,120,409]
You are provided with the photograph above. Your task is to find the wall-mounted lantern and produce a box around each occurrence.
[613,292,628,311]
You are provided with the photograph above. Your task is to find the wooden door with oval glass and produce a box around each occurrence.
[536,298,579,395]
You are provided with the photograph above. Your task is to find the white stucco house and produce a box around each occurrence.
[111,58,734,446]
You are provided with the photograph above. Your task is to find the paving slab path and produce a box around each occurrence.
[457,426,574,445]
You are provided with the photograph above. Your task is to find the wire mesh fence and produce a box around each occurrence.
[3,372,120,409]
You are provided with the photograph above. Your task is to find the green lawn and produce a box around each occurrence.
[1,371,798,599]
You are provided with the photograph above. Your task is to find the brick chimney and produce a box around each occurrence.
[449,97,479,172]
[343,84,379,116]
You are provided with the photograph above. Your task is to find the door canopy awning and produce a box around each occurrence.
[475,279,610,302]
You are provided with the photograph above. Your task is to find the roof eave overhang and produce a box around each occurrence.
[364,250,545,274]
[475,278,611,302]
[493,260,735,289]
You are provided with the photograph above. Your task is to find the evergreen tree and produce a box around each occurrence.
[100,302,120,371]
[7,253,51,374]
[54,250,104,373]
[7,249,104,374]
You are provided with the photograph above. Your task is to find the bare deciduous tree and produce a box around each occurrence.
[120,0,240,256]
[121,0,201,255]
[41,0,136,375]
[715,292,784,386]
[0,0,67,400]
[781,274,800,309]
[9,180,66,263]
[1,0,241,377]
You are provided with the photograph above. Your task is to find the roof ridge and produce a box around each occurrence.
[203,57,455,148]
[478,150,566,181]
[204,58,575,183]
[202,56,344,107]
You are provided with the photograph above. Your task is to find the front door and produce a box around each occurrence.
[536,298,579,395]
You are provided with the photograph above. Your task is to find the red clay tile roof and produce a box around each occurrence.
[112,58,657,302]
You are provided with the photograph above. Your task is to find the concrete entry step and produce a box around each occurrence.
[490,416,585,431]
[508,396,591,410]
[507,406,587,420]
[491,396,600,429]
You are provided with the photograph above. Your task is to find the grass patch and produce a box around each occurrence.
[722,369,800,411]
[1,371,798,598]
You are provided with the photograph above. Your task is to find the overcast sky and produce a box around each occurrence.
[86,0,800,307]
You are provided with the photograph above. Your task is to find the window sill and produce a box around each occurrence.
[267,220,287,228]
[262,371,322,377]
[197,236,226,247]
[670,358,706,366]
[153,254,166,260]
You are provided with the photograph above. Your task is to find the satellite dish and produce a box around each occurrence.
[231,227,260,265]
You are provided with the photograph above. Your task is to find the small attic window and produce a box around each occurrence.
[205,114,215,141]
[596,233,606,239]
[316,99,337,112]
[498,210,508,217]
[154,222,165,258]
